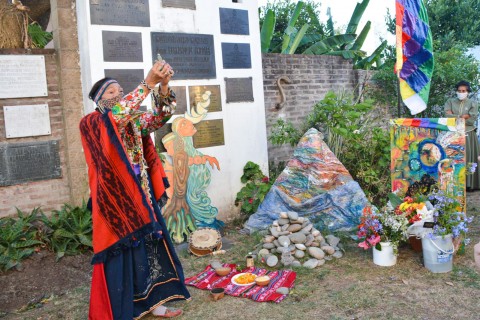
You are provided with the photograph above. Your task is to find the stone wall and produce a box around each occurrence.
[262,54,367,164]
[0,49,71,216]
[0,0,87,217]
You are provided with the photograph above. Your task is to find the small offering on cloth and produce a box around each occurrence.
[185,264,296,303]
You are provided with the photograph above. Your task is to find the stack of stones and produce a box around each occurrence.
[253,212,343,269]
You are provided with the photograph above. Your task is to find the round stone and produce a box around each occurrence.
[279,212,288,219]
[263,242,275,249]
[270,227,280,238]
[258,249,270,257]
[321,246,335,255]
[266,255,279,267]
[332,251,344,259]
[295,250,305,259]
[264,235,275,243]
[276,287,289,295]
[295,243,307,250]
[287,211,298,220]
[281,224,290,231]
[278,218,290,226]
[326,235,340,247]
[287,224,302,232]
[308,247,325,260]
[291,260,302,267]
[312,230,321,237]
[289,232,307,244]
[278,236,291,247]
[317,259,326,266]
[303,259,319,269]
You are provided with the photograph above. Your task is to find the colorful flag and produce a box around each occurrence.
[395,0,434,115]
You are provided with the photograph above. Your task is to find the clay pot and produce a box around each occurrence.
[210,288,225,301]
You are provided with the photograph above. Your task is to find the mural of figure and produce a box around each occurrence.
[171,117,224,230]
[161,132,196,243]
[161,90,223,242]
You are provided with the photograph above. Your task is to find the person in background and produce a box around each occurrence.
[79,60,190,319]
[444,80,480,191]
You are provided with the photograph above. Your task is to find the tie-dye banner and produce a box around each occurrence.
[392,118,458,132]
[395,0,434,115]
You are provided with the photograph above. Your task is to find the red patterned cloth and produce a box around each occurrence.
[185,264,296,303]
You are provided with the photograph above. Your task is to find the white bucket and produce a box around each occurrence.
[422,234,454,273]
[372,242,397,266]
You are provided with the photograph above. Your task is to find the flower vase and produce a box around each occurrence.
[372,242,397,266]
[408,235,423,252]
[421,234,453,273]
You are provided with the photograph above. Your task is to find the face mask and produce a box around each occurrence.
[457,92,468,100]
[97,94,122,112]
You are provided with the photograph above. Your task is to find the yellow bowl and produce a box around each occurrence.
[255,275,270,286]
[215,267,231,276]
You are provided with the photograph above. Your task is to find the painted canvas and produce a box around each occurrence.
[390,118,466,206]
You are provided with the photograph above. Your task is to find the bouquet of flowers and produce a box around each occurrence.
[427,190,473,244]
[357,206,409,252]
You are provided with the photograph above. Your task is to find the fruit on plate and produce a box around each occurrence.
[235,273,256,284]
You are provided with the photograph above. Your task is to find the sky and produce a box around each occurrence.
[257,0,396,55]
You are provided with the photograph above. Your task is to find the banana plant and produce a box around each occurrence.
[280,1,309,54]
[303,34,356,55]
[355,40,388,69]
[260,9,275,53]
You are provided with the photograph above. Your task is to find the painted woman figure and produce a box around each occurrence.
[79,60,190,319]
[171,117,224,230]
[161,132,196,243]
[444,80,480,190]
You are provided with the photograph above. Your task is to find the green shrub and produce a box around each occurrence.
[235,162,273,217]
[0,208,44,271]
[41,202,92,261]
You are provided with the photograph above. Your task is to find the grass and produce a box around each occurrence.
[3,197,480,320]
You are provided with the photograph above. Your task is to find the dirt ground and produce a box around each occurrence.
[1,193,479,320]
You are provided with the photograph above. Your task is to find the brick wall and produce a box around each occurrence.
[262,54,365,163]
[0,49,71,216]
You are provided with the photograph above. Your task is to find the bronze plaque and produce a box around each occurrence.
[225,77,254,103]
[151,86,187,115]
[220,8,249,35]
[221,43,251,69]
[193,120,225,149]
[90,0,150,27]
[162,0,196,9]
[0,141,61,186]
[188,85,222,114]
[151,32,216,80]
[104,69,144,94]
[102,31,143,62]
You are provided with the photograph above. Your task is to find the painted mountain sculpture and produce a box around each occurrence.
[245,128,368,232]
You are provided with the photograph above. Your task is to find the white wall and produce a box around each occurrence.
[76,0,268,221]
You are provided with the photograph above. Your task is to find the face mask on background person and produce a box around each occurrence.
[457,92,468,100]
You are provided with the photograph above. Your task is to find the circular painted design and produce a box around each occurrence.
[409,158,421,171]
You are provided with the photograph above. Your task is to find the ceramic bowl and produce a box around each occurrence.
[255,275,270,286]
[210,287,225,301]
[215,267,231,276]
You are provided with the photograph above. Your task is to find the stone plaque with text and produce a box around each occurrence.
[225,77,254,103]
[4,104,51,138]
[162,0,196,9]
[151,33,216,80]
[220,8,249,35]
[189,85,222,114]
[193,120,225,149]
[90,0,150,27]
[0,141,61,186]
[221,43,251,69]
[104,69,144,94]
[103,31,143,62]
[0,55,47,99]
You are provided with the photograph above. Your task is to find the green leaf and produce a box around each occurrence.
[288,23,309,54]
[281,1,305,53]
[260,10,276,53]
[350,21,371,50]
[28,22,53,49]
[346,0,370,35]
[302,34,356,55]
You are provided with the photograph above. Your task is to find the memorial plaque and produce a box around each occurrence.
[188,85,222,114]
[102,31,143,62]
[193,120,225,149]
[0,55,47,99]
[4,104,51,138]
[221,43,251,69]
[104,69,144,94]
[90,0,150,27]
[152,86,187,114]
[0,141,61,187]
[154,123,173,153]
[225,77,254,103]
[220,8,249,35]
[151,32,216,80]
[162,0,196,9]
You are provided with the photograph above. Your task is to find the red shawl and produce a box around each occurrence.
[79,111,168,263]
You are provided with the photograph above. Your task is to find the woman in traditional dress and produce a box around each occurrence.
[79,60,190,319]
[444,80,480,190]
